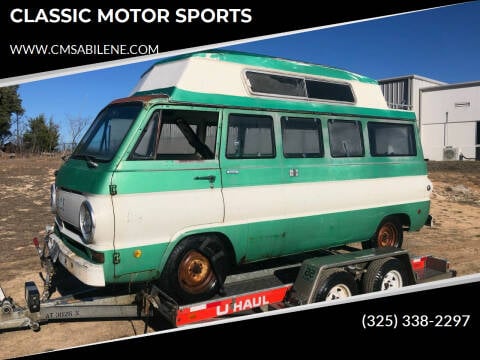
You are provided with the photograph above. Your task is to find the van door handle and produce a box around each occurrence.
[194,175,216,182]
[194,175,216,189]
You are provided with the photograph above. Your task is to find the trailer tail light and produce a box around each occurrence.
[32,237,43,258]
[411,256,427,271]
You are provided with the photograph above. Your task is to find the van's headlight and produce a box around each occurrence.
[50,184,57,214]
[79,201,95,243]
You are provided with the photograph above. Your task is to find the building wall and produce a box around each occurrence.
[379,75,445,122]
[411,78,445,121]
[420,84,480,160]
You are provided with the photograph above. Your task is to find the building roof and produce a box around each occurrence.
[420,80,480,92]
[378,74,447,86]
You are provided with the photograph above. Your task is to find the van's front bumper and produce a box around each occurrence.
[46,232,106,287]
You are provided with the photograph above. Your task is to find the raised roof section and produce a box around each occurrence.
[131,50,391,111]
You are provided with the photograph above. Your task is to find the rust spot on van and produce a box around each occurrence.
[109,94,169,105]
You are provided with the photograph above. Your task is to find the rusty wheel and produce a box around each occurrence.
[376,222,399,247]
[362,216,403,249]
[159,235,230,304]
[178,250,215,294]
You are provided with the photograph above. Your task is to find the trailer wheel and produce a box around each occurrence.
[362,257,410,293]
[362,216,403,249]
[315,268,358,302]
[159,235,229,304]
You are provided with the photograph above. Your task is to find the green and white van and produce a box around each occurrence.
[48,50,432,303]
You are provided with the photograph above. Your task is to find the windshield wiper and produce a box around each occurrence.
[80,154,98,168]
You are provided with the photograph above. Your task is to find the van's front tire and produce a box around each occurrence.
[159,235,229,304]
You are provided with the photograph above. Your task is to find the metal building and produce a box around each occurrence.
[378,75,446,121]
[420,81,480,161]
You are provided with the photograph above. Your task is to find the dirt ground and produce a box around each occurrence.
[0,156,479,358]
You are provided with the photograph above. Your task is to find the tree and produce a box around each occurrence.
[23,114,60,153]
[0,85,24,145]
[68,116,90,148]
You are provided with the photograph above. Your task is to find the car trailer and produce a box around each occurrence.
[0,236,456,332]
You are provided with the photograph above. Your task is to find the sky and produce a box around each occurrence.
[14,2,480,144]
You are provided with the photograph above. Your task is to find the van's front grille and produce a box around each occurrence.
[56,214,83,238]
[63,235,88,255]
[55,215,87,254]
[64,221,82,237]
[55,225,89,257]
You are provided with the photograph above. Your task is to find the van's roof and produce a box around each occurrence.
[121,50,415,120]
[144,50,378,85]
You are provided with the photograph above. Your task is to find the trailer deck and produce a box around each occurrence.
[0,243,456,333]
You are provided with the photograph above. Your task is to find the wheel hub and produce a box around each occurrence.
[381,270,403,290]
[378,223,397,247]
[326,284,352,301]
[178,250,215,294]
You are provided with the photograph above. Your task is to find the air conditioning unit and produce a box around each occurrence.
[443,146,460,161]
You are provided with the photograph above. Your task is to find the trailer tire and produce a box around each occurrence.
[362,216,403,249]
[159,235,229,304]
[362,257,410,293]
[315,268,358,302]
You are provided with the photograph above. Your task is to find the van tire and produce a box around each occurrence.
[159,235,229,304]
[362,216,403,249]
[315,268,358,302]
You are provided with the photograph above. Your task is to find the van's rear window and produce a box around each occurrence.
[368,122,416,157]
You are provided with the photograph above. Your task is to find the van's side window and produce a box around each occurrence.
[328,119,364,157]
[281,117,323,158]
[130,109,218,160]
[226,114,275,158]
[368,122,416,156]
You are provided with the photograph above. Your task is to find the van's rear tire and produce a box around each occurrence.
[362,257,410,293]
[362,216,403,249]
[315,268,358,302]
[159,235,229,304]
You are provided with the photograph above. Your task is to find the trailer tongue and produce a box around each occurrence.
[0,235,456,332]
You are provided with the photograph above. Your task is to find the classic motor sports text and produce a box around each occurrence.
[9,8,253,24]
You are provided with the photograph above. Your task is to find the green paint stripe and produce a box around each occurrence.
[109,201,430,282]
[172,201,430,263]
[135,87,416,121]
[109,242,169,282]
[111,163,425,194]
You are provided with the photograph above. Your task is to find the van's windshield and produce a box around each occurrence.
[71,103,142,163]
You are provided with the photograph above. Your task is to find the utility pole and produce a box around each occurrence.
[16,112,20,152]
